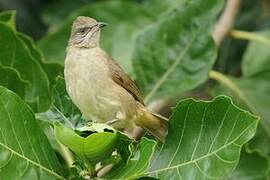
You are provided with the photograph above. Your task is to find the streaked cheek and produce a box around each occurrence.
[73,36,84,44]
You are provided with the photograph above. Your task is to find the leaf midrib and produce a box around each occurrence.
[146,120,256,175]
[144,27,200,103]
[0,90,64,179]
[0,142,64,179]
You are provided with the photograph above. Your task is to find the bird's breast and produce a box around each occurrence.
[64,48,110,110]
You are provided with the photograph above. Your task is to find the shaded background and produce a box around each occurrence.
[0,0,269,73]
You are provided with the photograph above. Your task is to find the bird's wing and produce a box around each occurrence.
[108,57,144,105]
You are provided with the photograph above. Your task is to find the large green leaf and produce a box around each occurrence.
[242,30,270,77]
[0,10,16,30]
[18,33,63,88]
[0,66,29,99]
[142,0,184,16]
[38,0,155,74]
[212,30,270,157]
[0,86,65,179]
[146,96,258,179]
[213,73,270,157]
[133,0,223,103]
[229,150,269,180]
[0,22,51,112]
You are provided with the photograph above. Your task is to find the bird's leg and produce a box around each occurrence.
[106,119,119,125]
[106,111,126,127]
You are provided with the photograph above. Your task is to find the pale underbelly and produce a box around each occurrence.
[65,69,137,128]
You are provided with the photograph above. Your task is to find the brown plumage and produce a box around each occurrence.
[107,57,144,105]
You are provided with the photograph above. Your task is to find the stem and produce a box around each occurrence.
[209,70,248,106]
[213,0,242,46]
[230,30,270,45]
[59,142,74,167]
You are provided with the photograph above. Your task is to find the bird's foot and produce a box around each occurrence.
[106,119,119,125]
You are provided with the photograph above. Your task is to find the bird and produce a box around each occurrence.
[64,16,168,142]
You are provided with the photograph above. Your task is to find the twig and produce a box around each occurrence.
[231,30,270,45]
[213,0,242,46]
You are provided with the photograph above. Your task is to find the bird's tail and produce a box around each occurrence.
[135,102,168,142]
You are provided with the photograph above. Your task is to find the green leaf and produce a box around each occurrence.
[147,96,258,179]
[38,0,155,74]
[247,125,270,156]
[0,10,16,30]
[55,123,132,163]
[37,77,82,129]
[229,74,270,132]
[105,138,156,179]
[0,22,51,112]
[242,31,270,77]
[133,0,224,103]
[55,123,117,163]
[18,33,63,88]
[229,150,269,180]
[0,66,29,99]
[211,30,270,157]
[142,0,184,16]
[51,77,81,122]
[0,86,65,179]
[213,73,270,156]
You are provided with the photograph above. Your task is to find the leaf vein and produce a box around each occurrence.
[0,141,64,179]
[191,105,208,160]
[147,121,256,175]
[167,102,193,167]
[207,104,230,153]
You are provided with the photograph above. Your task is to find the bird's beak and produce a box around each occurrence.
[97,22,108,29]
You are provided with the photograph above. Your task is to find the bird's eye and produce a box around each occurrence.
[76,28,88,35]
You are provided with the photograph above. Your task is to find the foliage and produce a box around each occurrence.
[0,0,269,179]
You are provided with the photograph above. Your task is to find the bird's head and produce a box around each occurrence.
[68,16,107,48]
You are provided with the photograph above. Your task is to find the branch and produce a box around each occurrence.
[213,0,242,46]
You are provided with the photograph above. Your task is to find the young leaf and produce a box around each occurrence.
[54,123,118,163]
[147,96,258,179]
[0,86,65,179]
[55,123,133,165]
[133,0,224,103]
